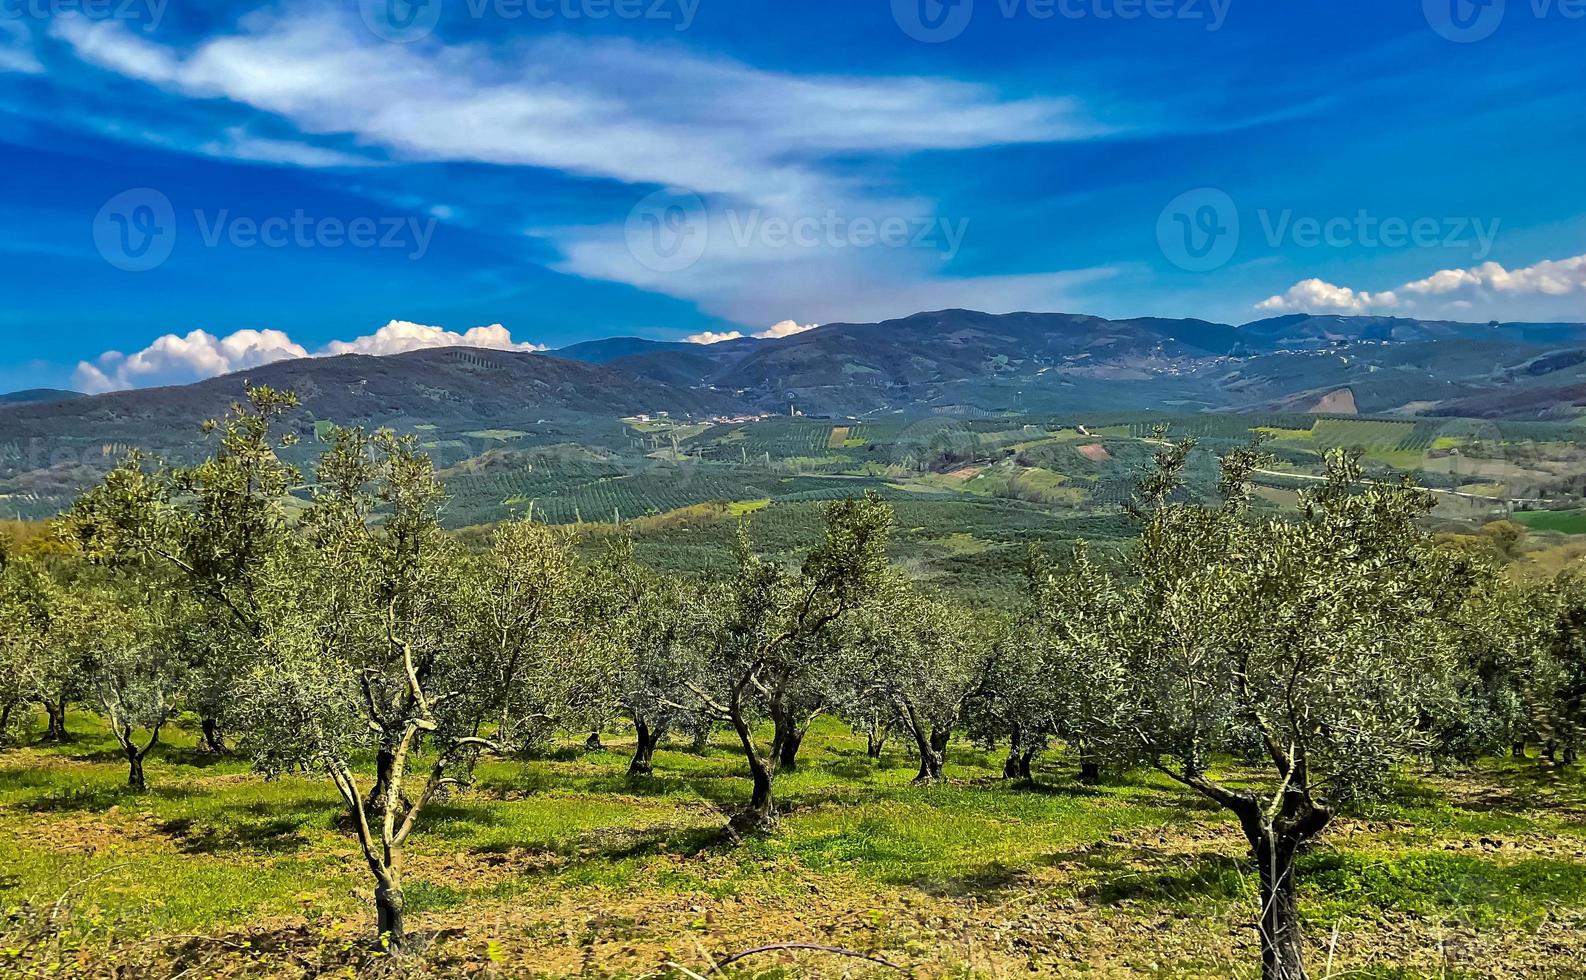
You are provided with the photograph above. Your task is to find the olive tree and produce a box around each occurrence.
[0,556,47,744]
[237,428,589,949]
[1,559,84,742]
[681,494,893,833]
[970,543,1125,784]
[1524,569,1586,763]
[588,537,706,777]
[1095,448,1465,980]
[838,579,981,782]
[1440,567,1555,763]
[58,387,299,754]
[78,583,186,791]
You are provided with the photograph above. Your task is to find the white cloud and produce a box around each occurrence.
[52,14,1097,212]
[756,320,818,340]
[1255,254,1586,321]
[322,321,545,356]
[74,328,308,394]
[200,127,374,168]
[50,12,1112,326]
[75,321,545,393]
[1254,279,1400,315]
[686,321,818,344]
[684,331,744,346]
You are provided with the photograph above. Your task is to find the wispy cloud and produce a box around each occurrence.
[48,9,1115,327]
[51,12,1098,210]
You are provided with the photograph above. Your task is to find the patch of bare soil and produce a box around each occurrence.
[1076,443,1112,462]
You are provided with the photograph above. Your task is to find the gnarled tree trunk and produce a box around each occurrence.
[768,701,816,773]
[199,716,228,755]
[628,715,664,777]
[374,880,405,950]
[728,707,777,834]
[42,698,69,742]
[1229,790,1331,980]
[865,714,888,758]
[900,699,943,783]
[1003,726,1023,779]
[1078,743,1101,785]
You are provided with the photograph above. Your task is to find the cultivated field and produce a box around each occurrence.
[4,714,1586,978]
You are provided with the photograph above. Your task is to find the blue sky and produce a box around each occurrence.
[1,0,1583,392]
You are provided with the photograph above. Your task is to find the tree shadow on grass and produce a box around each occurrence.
[1449,762,1586,821]
[156,814,310,855]
[909,861,1043,899]
[468,822,735,879]
[1050,846,1250,906]
[9,780,197,814]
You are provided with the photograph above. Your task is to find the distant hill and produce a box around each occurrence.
[0,347,743,460]
[1236,314,1586,350]
[9,310,1586,474]
[554,337,696,364]
[0,388,83,407]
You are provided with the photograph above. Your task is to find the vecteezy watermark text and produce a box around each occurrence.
[0,0,166,30]
[1156,188,1501,272]
[623,191,969,273]
[194,210,437,259]
[358,0,697,42]
[893,0,1230,43]
[92,189,438,272]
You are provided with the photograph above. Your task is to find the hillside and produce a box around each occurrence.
[0,388,82,406]
[0,347,744,461]
[7,309,1586,522]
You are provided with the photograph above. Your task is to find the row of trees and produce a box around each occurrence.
[2,394,1583,980]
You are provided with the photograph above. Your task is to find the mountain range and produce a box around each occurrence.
[5,311,1586,463]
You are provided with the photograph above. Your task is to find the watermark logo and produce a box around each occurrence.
[892,0,975,42]
[1424,0,1505,42]
[1158,189,1501,273]
[359,0,442,43]
[623,193,971,274]
[1157,187,1238,273]
[93,187,175,272]
[92,190,442,270]
[626,190,709,273]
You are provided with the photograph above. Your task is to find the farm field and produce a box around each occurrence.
[4,713,1586,979]
[1516,510,1586,536]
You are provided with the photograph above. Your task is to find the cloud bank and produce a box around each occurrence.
[1255,254,1586,321]
[74,321,545,393]
[683,320,819,345]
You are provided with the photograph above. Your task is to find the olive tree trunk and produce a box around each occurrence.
[1228,792,1331,980]
[199,716,228,754]
[728,707,777,833]
[865,714,888,758]
[628,715,665,777]
[113,722,161,793]
[1003,726,1023,779]
[899,698,943,783]
[42,698,69,742]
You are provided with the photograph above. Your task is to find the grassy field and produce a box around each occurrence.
[1515,510,1586,535]
[3,714,1586,978]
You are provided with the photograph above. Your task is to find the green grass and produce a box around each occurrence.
[1515,509,1586,535]
[3,714,1585,977]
